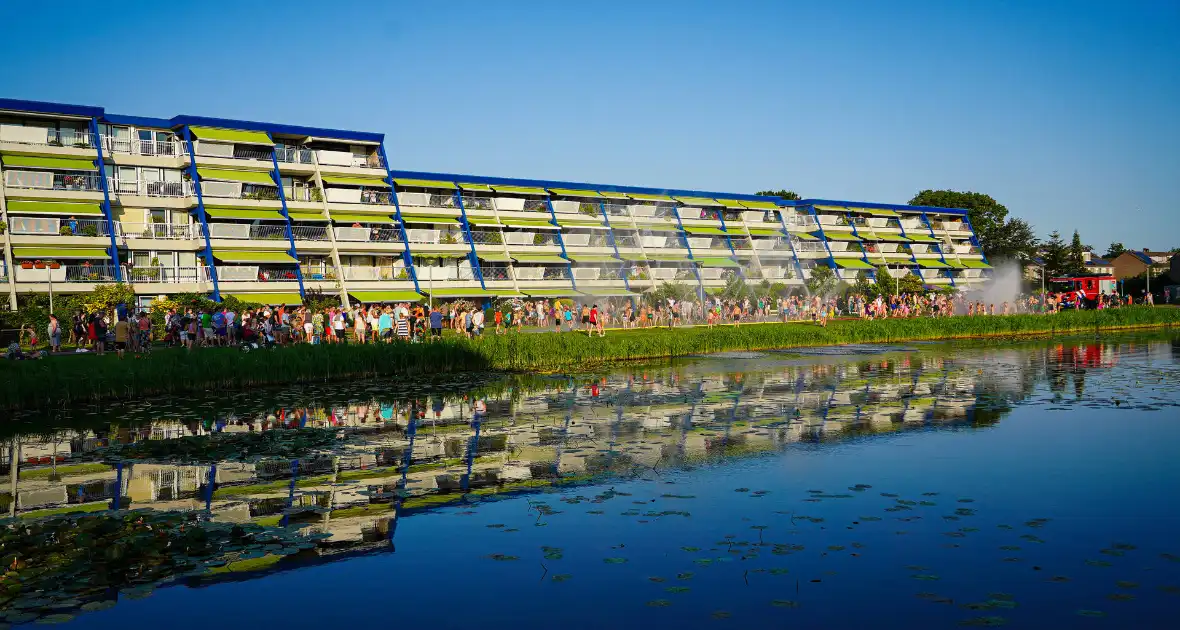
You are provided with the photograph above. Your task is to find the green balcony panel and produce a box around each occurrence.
[408,251,468,258]
[631,221,681,232]
[695,257,740,268]
[566,254,619,263]
[918,260,951,269]
[739,200,781,210]
[618,253,649,261]
[905,234,940,243]
[512,254,568,264]
[197,168,275,185]
[597,190,631,199]
[476,253,512,262]
[321,175,390,188]
[393,178,456,189]
[871,233,912,242]
[674,196,721,206]
[348,291,423,303]
[944,259,968,269]
[203,208,286,221]
[823,231,862,242]
[2,155,96,171]
[960,259,992,269]
[331,212,396,224]
[852,207,900,217]
[5,200,103,215]
[832,258,875,270]
[398,212,462,224]
[212,250,298,264]
[500,218,558,229]
[645,253,690,261]
[715,199,747,208]
[556,218,607,229]
[286,211,329,222]
[747,228,783,237]
[426,288,514,298]
[626,193,675,202]
[12,247,109,259]
[491,185,547,195]
[792,232,819,241]
[457,183,493,191]
[524,288,579,297]
[463,217,503,227]
[190,127,274,146]
[814,204,847,212]
[548,188,602,198]
[223,292,302,305]
[683,226,727,235]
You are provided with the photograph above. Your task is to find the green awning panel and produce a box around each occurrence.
[715,199,746,208]
[349,291,423,303]
[476,253,512,262]
[918,260,951,269]
[512,254,568,264]
[871,233,912,242]
[500,218,558,229]
[332,212,396,224]
[556,217,606,228]
[566,254,619,263]
[409,251,468,258]
[190,126,274,146]
[597,190,631,199]
[814,205,847,212]
[197,168,275,185]
[458,183,493,192]
[393,178,456,189]
[426,288,504,298]
[683,226,727,235]
[645,253,690,261]
[960,259,992,269]
[852,208,899,217]
[524,288,579,297]
[12,247,109,259]
[463,217,503,227]
[5,200,103,215]
[695,257,740,268]
[674,196,721,206]
[287,211,328,222]
[832,258,875,270]
[740,200,781,210]
[944,259,968,269]
[203,208,286,221]
[632,221,681,232]
[491,185,547,195]
[905,233,940,243]
[747,228,783,237]
[212,250,298,264]
[627,193,675,202]
[822,231,861,242]
[398,213,461,224]
[224,292,302,305]
[548,188,601,198]
[579,288,641,297]
[618,253,648,261]
[321,175,390,188]
[2,155,96,171]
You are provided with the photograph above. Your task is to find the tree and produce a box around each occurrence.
[874,266,898,297]
[897,272,925,295]
[1067,231,1086,274]
[805,265,837,296]
[1041,230,1069,278]
[909,190,1038,262]
[1104,242,1127,259]
[756,189,801,201]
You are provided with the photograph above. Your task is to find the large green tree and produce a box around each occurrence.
[1041,230,1069,278]
[756,189,801,201]
[1067,230,1086,274]
[908,190,1038,262]
[1104,242,1127,259]
[805,265,837,296]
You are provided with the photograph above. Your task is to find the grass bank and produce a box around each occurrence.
[2,307,1176,411]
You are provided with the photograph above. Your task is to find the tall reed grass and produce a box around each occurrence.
[2,307,1175,411]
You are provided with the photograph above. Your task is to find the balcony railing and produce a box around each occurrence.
[108,178,193,198]
[193,141,273,162]
[314,150,385,170]
[791,240,827,253]
[460,196,495,212]
[7,216,117,237]
[0,125,91,148]
[102,135,183,157]
[122,223,193,240]
[323,187,391,205]
[333,226,403,243]
[274,145,315,164]
[729,237,752,250]
[4,170,102,192]
[343,266,399,281]
[207,222,291,240]
[126,266,211,283]
[481,266,511,280]
[613,234,639,247]
[404,229,441,244]
[65,264,120,283]
[464,230,502,246]
[289,225,330,241]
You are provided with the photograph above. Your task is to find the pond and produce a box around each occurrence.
[2,330,1179,628]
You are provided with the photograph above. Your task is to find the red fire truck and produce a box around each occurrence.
[1048,274,1117,305]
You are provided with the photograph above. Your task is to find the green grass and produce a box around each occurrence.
[2,307,1176,411]
[18,462,111,480]
[17,501,110,519]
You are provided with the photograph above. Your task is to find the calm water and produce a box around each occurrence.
[3,331,1180,629]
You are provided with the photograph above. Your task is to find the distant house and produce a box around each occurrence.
[1083,255,1113,275]
[1110,249,1172,280]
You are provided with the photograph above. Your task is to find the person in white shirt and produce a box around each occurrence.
[471,309,485,336]
[332,310,346,343]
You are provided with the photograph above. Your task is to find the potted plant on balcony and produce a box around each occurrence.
[310,187,324,202]
[59,225,74,236]
[0,221,6,234]
[440,231,458,245]
[80,224,99,237]
[33,260,46,269]
[579,203,600,217]
[48,261,61,270]
[533,232,548,246]
[20,261,33,269]
[396,270,409,280]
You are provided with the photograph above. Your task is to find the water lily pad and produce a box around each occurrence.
[1157,585,1180,595]
[665,586,691,594]
[957,498,975,504]
[771,599,800,608]
[1076,610,1107,617]
[677,572,694,580]
[1160,553,1180,563]
[1115,581,1140,589]
[1100,548,1125,557]
[487,554,519,561]
[828,545,846,551]
[661,494,696,499]
[1106,593,1135,601]
[80,600,116,612]
[1085,559,1112,567]
[694,558,714,566]
[999,546,1021,551]
[34,614,74,624]
[603,557,628,564]
[1111,542,1136,551]
[648,576,666,582]
[542,546,564,560]
[1019,535,1044,544]
[681,546,700,552]
[912,574,941,581]
[646,599,672,607]
[768,568,790,575]
[710,611,732,619]
[122,585,154,600]
[1046,576,1071,583]
[551,574,572,582]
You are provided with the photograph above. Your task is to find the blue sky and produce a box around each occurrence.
[2,0,1176,250]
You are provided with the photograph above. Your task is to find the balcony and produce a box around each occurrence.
[13,264,121,283]
[482,266,512,281]
[315,149,385,170]
[333,226,403,243]
[218,266,300,282]
[396,191,458,209]
[0,125,92,149]
[729,237,752,250]
[274,144,315,165]
[207,223,291,240]
[108,178,193,198]
[324,187,391,205]
[289,225,330,241]
[752,238,789,251]
[404,229,441,245]
[126,266,212,284]
[7,216,117,238]
[201,181,280,201]
[121,223,193,240]
[343,266,399,281]
[503,231,559,247]
[4,170,103,192]
[460,195,495,212]
[512,266,570,281]
[193,141,272,163]
[464,230,503,246]
[102,135,183,157]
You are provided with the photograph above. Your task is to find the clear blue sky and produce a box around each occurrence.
[2,0,1176,250]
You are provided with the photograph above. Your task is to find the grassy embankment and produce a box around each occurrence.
[2,307,1176,411]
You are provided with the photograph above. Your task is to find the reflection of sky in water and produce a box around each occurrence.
[4,332,1180,628]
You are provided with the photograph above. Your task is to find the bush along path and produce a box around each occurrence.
[1,307,1177,411]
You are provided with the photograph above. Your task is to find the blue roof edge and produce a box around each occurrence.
[0,98,104,118]
[801,198,969,215]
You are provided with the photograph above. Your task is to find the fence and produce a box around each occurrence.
[64,265,120,283]
[4,171,102,192]
[343,266,399,281]
[460,196,495,212]
[108,178,193,198]
[7,216,116,237]
[121,223,192,240]
[126,266,211,283]
[102,135,182,157]
[333,226,403,243]
[289,225,330,241]
[274,145,315,164]
[464,231,502,246]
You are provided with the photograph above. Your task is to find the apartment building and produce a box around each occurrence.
[0,98,990,309]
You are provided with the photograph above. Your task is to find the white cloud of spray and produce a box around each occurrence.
[958,258,1025,312]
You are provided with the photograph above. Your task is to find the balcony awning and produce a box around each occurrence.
[398,212,461,224]
[747,228,783,237]
[833,258,875,269]
[960,259,992,269]
[2,155,96,171]
[5,200,103,216]
[349,291,423,303]
[597,190,630,199]
[512,254,568,264]
[332,212,396,224]
[409,250,468,258]
[674,196,721,206]
[500,217,558,229]
[491,185,547,195]
[190,126,274,146]
[645,253,690,261]
[715,199,746,208]
[683,226,727,236]
[426,287,515,298]
[756,250,795,259]
[394,178,456,189]
[871,233,912,242]
[631,221,681,232]
[618,253,647,261]
[212,250,298,264]
[457,183,493,192]
[197,168,275,185]
[476,252,512,262]
[321,175,390,188]
[740,200,781,210]
[566,254,619,263]
[12,246,109,259]
[791,232,819,241]
[556,217,607,229]
[814,205,847,212]
[852,207,900,217]
[463,217,502,227]
[287,211,328,222]
[944,259,967,269]
[223,292,302,305]
[822,231,861,242]
[203,207,286,221]
[695,257,740,268]
[905,233,940,243]
[918,260,951,269]
[627,193,675,203]
[524,288,579,297]
[580,288,641,297]
[548,188,601,198]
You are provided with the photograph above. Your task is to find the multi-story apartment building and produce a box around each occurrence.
[0,98,990,309]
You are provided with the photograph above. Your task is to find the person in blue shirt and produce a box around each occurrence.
[429,306,443,340]
[378,309,393,342]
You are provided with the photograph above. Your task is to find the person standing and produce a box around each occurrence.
[114,316,130,358]
[136,311,152,352]
[429,306,443,341]
[46,315,60,353]
[353,306,367,344]
[471,308,485,337]
[332,308,347,344]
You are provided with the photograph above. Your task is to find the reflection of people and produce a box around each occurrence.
[473,399,487,422]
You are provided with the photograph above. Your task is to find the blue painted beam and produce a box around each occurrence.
[181,126,222,301]
[89,117,122,281]
[270,150,306,299]
[453,191,486,290]
[378,144,420,292]
[545,197,577,292]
